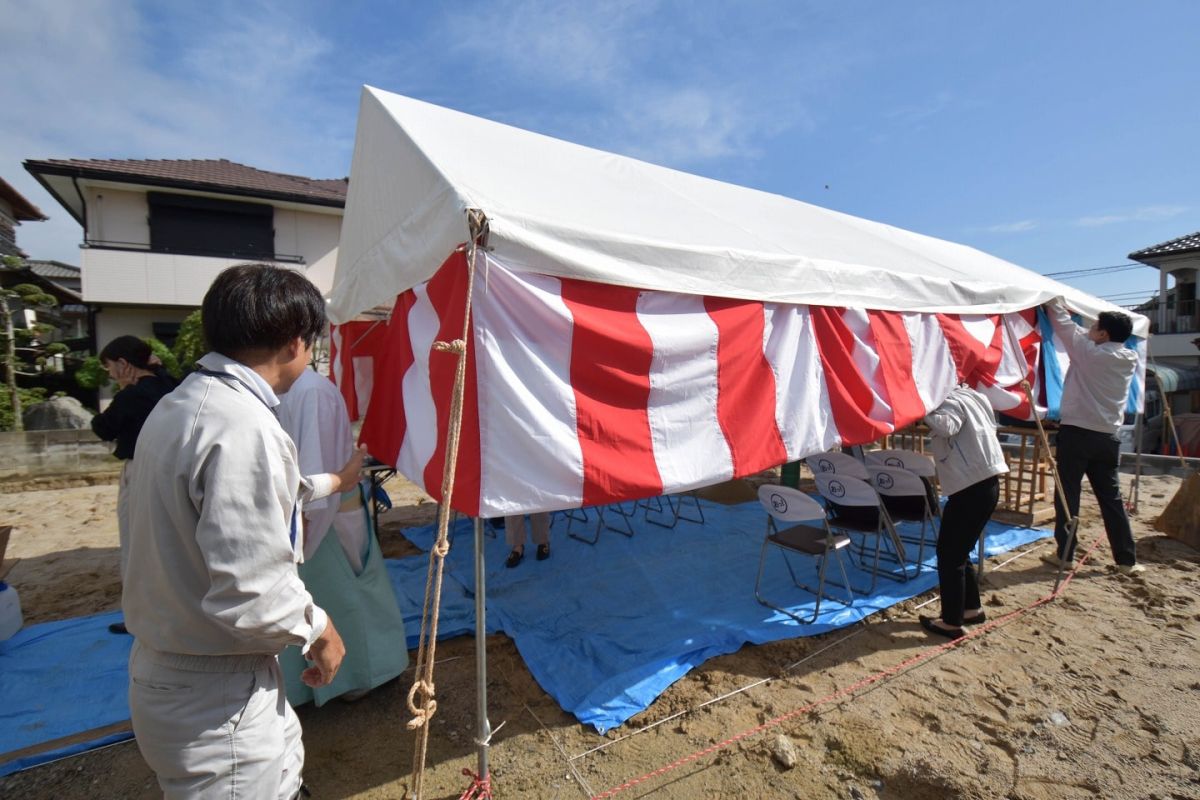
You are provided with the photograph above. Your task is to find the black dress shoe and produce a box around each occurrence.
[536,544,550,561]
[919,615,964,640]
[505,549,523,568]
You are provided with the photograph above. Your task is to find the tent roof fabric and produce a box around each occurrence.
[331,86,1149,338]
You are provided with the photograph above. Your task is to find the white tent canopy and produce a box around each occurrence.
[330,85,1148,338]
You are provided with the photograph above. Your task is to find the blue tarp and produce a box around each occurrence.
[402,498,1051,732]
[0,555,474,777]
[0,499,1049,774]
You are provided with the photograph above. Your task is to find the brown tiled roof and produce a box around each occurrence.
[0,177,46,220]
[23,158,347,207]
[26,260,80,279]
[1129,230,1200,262]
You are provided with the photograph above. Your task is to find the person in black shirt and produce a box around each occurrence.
[91,337,177,459]
[91,336,177,633]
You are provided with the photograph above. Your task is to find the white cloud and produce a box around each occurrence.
[981,219,1039,234]
[885,90,956,128]
[445,0,654,89]
[1074,205,1188,227]
[439,0,840,170]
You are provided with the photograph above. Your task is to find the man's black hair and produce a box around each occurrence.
[1097,311,1133,344]
[98,335,153,368]
[201,264,326,357]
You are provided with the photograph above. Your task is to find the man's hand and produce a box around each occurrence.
[331,444,368,494]
[302,618,346,687]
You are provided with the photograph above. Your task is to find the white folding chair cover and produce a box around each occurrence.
[757,484,825,523]
[806,451,870,481]
[813,472,879,507]
[864,449,936,478]
[866,465,928,498]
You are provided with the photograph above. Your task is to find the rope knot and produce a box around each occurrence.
[433,538,451,558]
[433,339,466,354]
[406,679,438,729]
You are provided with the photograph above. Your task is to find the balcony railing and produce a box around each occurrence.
[82,239,304,264]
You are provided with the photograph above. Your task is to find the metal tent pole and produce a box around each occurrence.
[473,516,492,782]
[1130,412,1144,514]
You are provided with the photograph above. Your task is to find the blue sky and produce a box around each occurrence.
[2,0,1195,308]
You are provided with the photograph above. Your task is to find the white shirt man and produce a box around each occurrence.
[123,265,359,799]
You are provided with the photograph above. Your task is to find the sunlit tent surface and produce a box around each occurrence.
[330,86,1146,517]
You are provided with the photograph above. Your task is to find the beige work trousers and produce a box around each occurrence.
[128,641,304,799]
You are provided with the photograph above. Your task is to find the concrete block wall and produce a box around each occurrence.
[0,429,121,481]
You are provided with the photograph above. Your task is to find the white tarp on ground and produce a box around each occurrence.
[330,86,1148,338]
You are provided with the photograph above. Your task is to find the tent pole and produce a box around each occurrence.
[1130,412,1143,514]
[473,516,492,783]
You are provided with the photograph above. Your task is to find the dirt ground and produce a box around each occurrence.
[1,470,1198,800]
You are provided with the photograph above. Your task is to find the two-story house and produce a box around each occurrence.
[1129,230,1200,359]
[1129,230,1200,423]
[23,158,346,352]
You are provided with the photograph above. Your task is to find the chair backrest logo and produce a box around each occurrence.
[769,493,788,513]
[828,479,846,498]
[817,458,834,473]
[877,472,894,490]
[885,456,904,468]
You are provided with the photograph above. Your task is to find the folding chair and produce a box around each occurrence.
[566,502,637,544]
[806,451,870,481]
[641,491,705,528]
[754,484,853,624]
[813,473,914,591]
[864,449,941,517]
[867,465,939,568]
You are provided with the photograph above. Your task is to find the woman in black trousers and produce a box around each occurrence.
[919,385,1009,639]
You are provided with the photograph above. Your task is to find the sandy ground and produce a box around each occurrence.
[1,470,1198,800]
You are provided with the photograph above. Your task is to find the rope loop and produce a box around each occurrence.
[406,679,438,729]
[433,538,451,558]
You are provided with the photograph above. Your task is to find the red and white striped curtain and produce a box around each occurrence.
[341,251,1044,517]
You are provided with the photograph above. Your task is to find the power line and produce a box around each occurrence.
[1043,262,1150,279]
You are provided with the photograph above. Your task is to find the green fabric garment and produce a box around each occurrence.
[281,518,409,707]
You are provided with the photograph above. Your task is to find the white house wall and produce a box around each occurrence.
[80,186,340,306]
[82,248,308,305]
[275,207,340,265]
[86,187,150,248]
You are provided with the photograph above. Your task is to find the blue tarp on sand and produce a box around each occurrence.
[1,497,1049,774]
[0,555,474,777]
[402,498,1050,732]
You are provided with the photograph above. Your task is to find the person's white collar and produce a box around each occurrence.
[196,352,280,409]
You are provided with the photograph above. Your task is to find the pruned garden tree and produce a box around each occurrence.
[0,256,68,432]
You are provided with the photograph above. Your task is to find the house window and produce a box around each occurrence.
[148,192,274,259]
[151,321,182,349]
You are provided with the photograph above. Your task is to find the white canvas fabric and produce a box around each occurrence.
[331,86,1148,339]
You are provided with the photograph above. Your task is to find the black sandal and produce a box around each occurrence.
[505,549,523,568]
[962,610,987,625]
[536,544,550,561]
[919,615,964,640]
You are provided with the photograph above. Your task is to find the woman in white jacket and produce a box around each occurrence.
[920,385,1009,639]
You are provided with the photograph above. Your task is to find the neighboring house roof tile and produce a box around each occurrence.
[1129,230,1200,262]
[0,177,47,220]
[26,260,81,280]
[23,158,347,207]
